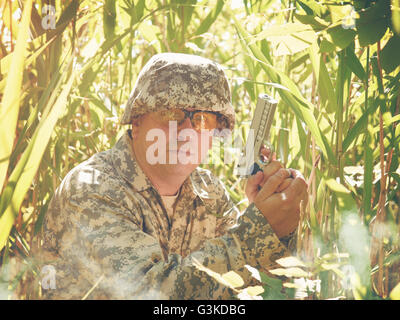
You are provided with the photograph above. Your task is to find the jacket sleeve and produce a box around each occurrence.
[212,174,298,261]
[39,184,294,300]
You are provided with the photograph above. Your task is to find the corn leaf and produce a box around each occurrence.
[253,23,317,56]
[0,0,33,193]
[0,71,75,251]
[392,0,400,35]
[390,282,400,300]
[195,0,224,36]
[269,267,309,278]
[309,41,337,113]
[221,271,245,288]
[0,36,56,92]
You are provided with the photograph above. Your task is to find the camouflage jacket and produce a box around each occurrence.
[39,130,295,299]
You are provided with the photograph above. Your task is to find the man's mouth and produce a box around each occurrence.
[168,149,195,156]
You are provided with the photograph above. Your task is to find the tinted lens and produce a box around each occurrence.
[192,112,217,130]
[158,109,186,125]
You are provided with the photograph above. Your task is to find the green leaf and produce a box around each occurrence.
[392,0,400,35]
[328,3,355,24]
[48,0,80,39]
[343,100,378,152]
[356,0,390,46]
[0,0,33,193]
[120,0,145,24]
[253,23,317,56]
[294,13,328,31]
[171,0,196,33]
[261,286,286,300]
[319,39,336,53]
[0,36,55,92]
[297,0,326,18]
[380,36,400,73]
[221,271,244,288]
[138,21,161,52]
[259,271,283,290]
[269,267,309,278]
[326,25,356,50]
[34,199,50,235]
[192,258,240,291]
[245,286,264,296]
[259,272,286,299]
[276,256,306,268]
[0,68,75,251]
[308,41,337,113]
[344,47,366,81]
[104,0,116,40]
[322,252,349,260]
[195,0,224,36]
[325,178,350,194]
[363,140,373,217]
[390,282,400,300]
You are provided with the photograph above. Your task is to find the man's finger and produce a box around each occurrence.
[285,175,308,201]
[261,160,284,185]
[255,168,291,202]
[246,171,263,194]
[276,177,293,193]
[289,168,307,181]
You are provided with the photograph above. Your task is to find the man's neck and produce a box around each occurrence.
[146,169,184,196]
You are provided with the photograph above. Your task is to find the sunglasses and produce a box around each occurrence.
[155,109,220,130]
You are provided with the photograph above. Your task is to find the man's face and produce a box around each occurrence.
[132,110,214,178]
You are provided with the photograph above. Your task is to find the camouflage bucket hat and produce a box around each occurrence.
[120,53,235,130]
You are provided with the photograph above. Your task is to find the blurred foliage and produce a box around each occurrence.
[0,0,399,299]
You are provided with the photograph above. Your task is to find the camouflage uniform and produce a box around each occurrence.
[39,53,296,299]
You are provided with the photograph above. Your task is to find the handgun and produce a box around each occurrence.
[236,94,278,177]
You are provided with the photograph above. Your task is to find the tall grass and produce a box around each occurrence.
[0,0,399,299]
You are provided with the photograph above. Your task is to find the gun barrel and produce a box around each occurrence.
[237,94,277,177]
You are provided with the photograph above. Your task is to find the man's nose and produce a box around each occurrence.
[177,117,195,142]
[178,117,193,130]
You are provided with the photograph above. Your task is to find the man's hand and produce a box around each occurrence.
[245,148,308,238]
[246,146,291,203]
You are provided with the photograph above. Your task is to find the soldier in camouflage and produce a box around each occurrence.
[39,53,308,299]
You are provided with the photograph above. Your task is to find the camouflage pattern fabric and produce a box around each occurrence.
[120,53,235,130]
[38,130,295,299]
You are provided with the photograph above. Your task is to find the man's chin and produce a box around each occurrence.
[162,162,199,176]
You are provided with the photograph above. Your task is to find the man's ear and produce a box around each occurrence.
[131,118,140,139]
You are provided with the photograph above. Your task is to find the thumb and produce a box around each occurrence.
[245,171,263,202]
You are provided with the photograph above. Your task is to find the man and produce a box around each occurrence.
[39,53,308,299]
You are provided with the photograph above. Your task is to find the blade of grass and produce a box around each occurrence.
[0,0,33,192]
[0,35,56,92]
[308,41,337,113]
[195,0,225,36]
[0,68,75,251]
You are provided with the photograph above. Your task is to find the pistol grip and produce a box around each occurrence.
[250,162,263,175]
